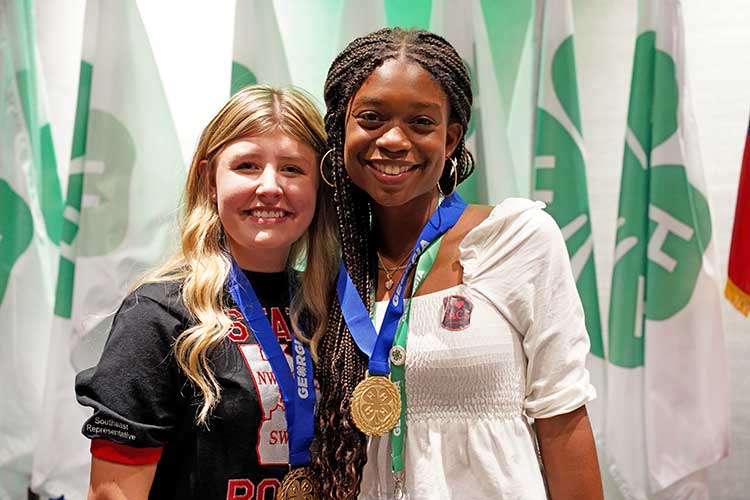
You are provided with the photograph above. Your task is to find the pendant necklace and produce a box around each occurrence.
[377,251,409,291]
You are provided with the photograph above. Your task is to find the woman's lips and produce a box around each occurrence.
[244,208,291,223]
[366,161,418,183]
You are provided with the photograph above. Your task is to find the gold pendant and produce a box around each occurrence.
[350,374,401,436]
[385,277,394,290]
[277,467,316,500]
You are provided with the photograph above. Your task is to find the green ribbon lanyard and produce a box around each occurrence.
[384,235,443,494]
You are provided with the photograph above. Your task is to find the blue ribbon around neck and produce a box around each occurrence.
[336,192,467,376]
[227,261,315,467]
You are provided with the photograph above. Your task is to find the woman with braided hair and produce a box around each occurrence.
[309,28,603,499]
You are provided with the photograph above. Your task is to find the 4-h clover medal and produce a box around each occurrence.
[389,345,406,366]
[277,467,316,500]
[351,374,401,436]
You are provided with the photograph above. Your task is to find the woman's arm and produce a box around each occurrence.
[88,457,157,500]
[535,406,603,500]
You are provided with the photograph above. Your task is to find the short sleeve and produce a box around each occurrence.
[460,199,596,419]
[75,282,189,461]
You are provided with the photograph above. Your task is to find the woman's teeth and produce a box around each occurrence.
[371,163,413,175]
[250,209,285,218]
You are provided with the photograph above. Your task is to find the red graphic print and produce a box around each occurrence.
[441,295,474,331]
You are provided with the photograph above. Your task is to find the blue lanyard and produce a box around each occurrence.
[336,193,467,375]
[227,261,315,467]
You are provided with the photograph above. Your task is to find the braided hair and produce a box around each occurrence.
[312,28,474,499]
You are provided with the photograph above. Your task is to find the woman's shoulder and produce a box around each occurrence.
[120,278,191,323]
[459,198,563,279]
[460,198,556,249]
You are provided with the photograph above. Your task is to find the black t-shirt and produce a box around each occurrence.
[75,271,298,500]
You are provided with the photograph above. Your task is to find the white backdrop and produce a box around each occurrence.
[19,0,750,498]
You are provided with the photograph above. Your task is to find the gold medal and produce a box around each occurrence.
[277,467,316,500]
[350,373,401,436]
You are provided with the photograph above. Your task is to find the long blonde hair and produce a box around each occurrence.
[146,85,338,424]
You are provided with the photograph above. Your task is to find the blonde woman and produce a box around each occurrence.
[75,86,337,500]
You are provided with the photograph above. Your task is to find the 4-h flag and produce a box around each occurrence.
[532,0,605,437]
[725,119,750,316]
[337,0,386,49]
[231,0,290,95]
[607,1,729,498]
[30,2,233,497]
[0,0,63,497]
[430,0,481,204]
[477,0,536,203]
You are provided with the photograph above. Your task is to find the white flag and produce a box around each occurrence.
[0,1,63,498]
[30,2,232,498]
[606,1,729,498]
[533,0,605,438]
[431,0,482,204]
[232,0,291,94]
[474,0,534,203]
[337,0,386,50]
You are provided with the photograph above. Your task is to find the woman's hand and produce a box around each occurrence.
[535,405,604,500]
[87,457,157,500]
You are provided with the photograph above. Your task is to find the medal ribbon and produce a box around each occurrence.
[336,192,467,376]
[389,236,442,473]
[227,261,315,468]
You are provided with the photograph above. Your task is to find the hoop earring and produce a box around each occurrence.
[438,157,458,197]
[319,149,336,188]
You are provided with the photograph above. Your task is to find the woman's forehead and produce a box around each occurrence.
[351,58,448,110]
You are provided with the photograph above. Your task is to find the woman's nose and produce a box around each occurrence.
[256,167,283,198]
[375,124,410,153]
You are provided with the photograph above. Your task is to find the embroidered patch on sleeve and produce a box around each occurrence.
[441,295,473,331]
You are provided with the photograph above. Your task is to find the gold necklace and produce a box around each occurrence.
[377,252,409,291]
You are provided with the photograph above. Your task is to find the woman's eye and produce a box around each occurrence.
[356,112,382,126]
[235,162,258,170]
[282,165,304,174]
[413,116,437,127]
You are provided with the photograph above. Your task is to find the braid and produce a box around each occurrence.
[312,28,474,499]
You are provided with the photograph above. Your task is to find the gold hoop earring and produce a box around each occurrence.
[438,157,458,197]
[319,149,336,188]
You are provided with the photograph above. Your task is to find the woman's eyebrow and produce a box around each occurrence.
[352,96,441,111]
[278,154,312,163]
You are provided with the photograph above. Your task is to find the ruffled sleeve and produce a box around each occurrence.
[460,198,596,418]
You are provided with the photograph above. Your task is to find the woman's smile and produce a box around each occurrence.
[344,58,461,209]
[365,159,420,183]
[244,206,292,223]
[212,129,319,269]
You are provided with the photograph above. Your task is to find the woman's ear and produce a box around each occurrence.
[198,159,216,202]
[445,122,463,159]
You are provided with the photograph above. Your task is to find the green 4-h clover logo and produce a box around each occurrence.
[534,35,604,359]
[55,64,136,319]
[608,32,712,368]
[0,181,33,304]
[231,62,258,95]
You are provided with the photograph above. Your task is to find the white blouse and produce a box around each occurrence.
[359,198,596,500]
